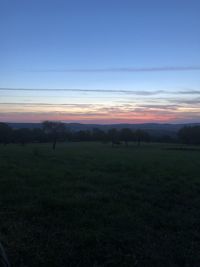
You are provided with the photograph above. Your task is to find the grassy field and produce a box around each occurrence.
[0,142,200,267]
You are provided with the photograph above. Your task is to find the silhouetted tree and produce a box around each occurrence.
[108,128,121,146]
[92,128,106,142]
[0,122,12,145]
[2,122,193,147]
[64,128,73,142]
[120,128,133,146]
[134,129,150,146]
[42,121,66,150]
[75,130,91,141]
[14,128,32,145]
[178,126,200,145]
[158,134,176,143]
[31,128,47,143]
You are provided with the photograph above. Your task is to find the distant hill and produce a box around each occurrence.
[8,123,42,129]
[7,122,200,137]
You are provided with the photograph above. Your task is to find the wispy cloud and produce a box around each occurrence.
[0,110,177,123]
[177,90,200,95]
[170,97,200,105]
[1,101,200,123]
[28,66,200,73]
[0,88,200,95]
[1,87,200,123]
[0,87,164,95]
[0,103,94,108]
[138,104,180,110]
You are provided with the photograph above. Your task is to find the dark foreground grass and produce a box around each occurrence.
[0,142,200,267]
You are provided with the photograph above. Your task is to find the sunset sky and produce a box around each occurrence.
[0,0,200,124]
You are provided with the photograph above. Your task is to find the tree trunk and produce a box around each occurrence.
[52,137,57,150]
[137,139,141,147]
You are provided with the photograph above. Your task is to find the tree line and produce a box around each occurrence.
[0,121,200,149]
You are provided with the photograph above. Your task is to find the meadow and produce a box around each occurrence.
[0,142,200,267]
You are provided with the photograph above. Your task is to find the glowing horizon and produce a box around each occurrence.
[1,1,200,124]
[0,88,199,124]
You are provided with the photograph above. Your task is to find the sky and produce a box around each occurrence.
[0,0,200,124]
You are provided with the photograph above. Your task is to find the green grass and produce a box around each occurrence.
[0,142,200,266]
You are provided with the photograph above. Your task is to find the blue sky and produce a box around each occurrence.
[0,0,200,123]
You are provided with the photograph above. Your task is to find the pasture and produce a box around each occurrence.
[0,142,200,266]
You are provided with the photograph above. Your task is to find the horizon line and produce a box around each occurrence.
[3,121,200,125]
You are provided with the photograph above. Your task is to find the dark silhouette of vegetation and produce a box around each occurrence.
[42,121,66,150]
[1,122,200,147]
[0,123,12,145]
[135,129,141,147]
[107,128,120,146]
[13,128,32,146]
[92,128,107,142]
[178,126,200,145]
[119,128,133,146]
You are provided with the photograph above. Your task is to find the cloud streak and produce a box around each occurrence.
[0,87,164,95]
[1,87,200,123]
[1,101,199,120]
[28,66,200,73]
[0,88,200,96]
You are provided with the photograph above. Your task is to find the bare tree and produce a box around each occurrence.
[120,128,133,146]
[42,121,65,150]
[0,123,12,145]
